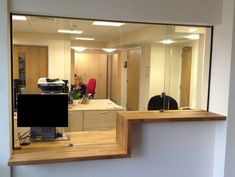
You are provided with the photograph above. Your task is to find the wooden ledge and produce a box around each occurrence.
[116,110,226,154]
[8,110,225,166]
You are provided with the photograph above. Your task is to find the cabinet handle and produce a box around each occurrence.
[100,111,108,114]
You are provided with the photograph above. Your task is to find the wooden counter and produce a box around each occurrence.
[8,110,226,166]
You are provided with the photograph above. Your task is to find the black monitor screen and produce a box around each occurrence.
[17,94,68,127]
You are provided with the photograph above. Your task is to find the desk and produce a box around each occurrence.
[14,99,124,142]
[67,99,124,131]
[69,99,123,111]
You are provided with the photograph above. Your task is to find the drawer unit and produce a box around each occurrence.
[83,110,116,131]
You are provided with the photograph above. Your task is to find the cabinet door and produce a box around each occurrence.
[65,111,83,132]
[83,111,116,131]
[13,45,48,94]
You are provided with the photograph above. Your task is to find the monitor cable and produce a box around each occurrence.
[18,130,31,146]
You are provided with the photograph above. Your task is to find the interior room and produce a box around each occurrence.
[11,15,213,149]
[12,15,212,110]
[2,0,235,177]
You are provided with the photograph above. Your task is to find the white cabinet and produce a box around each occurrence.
[83,110,116,131]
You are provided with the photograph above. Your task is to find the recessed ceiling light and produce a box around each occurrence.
[189,28,197,32]
[58,29,83,34]
[185,34,200,40]
[71,47,87,52]
[160,39,174,44]
[92,21,124,27]
[102,48,116,52]
[75,37,95,41]
[12,15,27,21]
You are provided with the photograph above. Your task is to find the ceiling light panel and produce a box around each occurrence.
[12,15,27,21]
[189,28,197,32]
[92,21,124,27]
[75,37,95,41]
[102,48,116,52]
[58,29,83,34]
[185,34,200,40]
[160,39,174,44]
[71,47,87,52]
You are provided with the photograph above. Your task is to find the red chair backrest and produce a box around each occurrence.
[86,78,96,95]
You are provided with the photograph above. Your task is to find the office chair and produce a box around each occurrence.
[148,93,178,110]
[86,78,96,98]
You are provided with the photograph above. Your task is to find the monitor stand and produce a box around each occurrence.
[31,127,56,140]
[17,128,69,146]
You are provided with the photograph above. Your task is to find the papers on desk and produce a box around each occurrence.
[105,103,123,110]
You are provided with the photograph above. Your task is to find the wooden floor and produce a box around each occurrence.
[9,110,226,166]
[9,130,127,166]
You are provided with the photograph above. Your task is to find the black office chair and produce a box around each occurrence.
[148,93,178,110]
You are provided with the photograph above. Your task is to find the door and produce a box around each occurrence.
[110,53,121,104]
[73,52,108,99]
[180,47,192,107]
[127,49,141,111]
[13,45,48,94]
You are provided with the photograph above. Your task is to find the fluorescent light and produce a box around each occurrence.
[92,21,124,27]
[185,34,200,40]
[71,47,87,52]
[75,37,95,41]
[12,15,27,21]
[160,39,174,44]
[58,29,83,34]
[102,48,116,53]
[189,28,197,32]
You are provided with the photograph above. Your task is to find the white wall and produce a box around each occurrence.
[209,0,235,176]
[224,1,235,176]
[0,0,11,177]
[149,43,165,97]
[139,44,151,110]
[13,122,217,177]
[11,0,222,25]
[201,29,212,110]
[13,33,71,84]
[189,32,210,110]
[167,46,181,104]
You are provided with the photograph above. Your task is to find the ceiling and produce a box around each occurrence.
[12,15,208,47]
[13,16,151,42]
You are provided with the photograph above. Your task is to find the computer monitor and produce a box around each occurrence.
[17,94,68,127]
[17,94,68,140]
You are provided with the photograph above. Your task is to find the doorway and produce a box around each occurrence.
[127,48,141,111]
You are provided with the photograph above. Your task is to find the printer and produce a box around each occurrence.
[37,77,67,93]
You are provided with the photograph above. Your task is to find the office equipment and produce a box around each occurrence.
[37,77,65,93]
[148,93,178,110]
[17,94,68,140]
